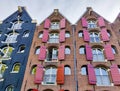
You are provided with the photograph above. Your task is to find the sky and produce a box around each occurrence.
[0,0,120,24]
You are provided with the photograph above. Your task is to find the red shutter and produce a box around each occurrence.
[110,64,120,85]
[87,64,96,85]
[57,64,64,85]
[104,44,114,60]
[81,17,88,28]
[42,30,49,42]
[34,64,44,84]
[38,46,46,60]
[98,17,105,27]
[44,19,50,29]
[101,28,109,41]
[59,89,64,91]
[58,45,65,60]
[83,29,90,42]
[59,29,65,42]
[60,18,66,29]
[32,89,38,91]
[85,44,93,61]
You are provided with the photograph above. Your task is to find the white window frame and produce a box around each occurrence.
[90,32,100,43]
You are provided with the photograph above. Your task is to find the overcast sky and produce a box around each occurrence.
[0,0,120,24]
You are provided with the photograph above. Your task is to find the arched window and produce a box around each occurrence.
[65,31,70,38]
[5,85,14,91]
[0,46,14,60]
[18,44,25,53]
[65,47,70,54]
[0,64,7,80]
[23,30,29,37]
[79,46,85,54]
[112,45,117,54]
[38,32,43,38]
[107,30,111,37]
[87,19,97,28]
[81,65,87,75]
[78,31,83,37]
[90,32,100,43]
[12,63,20,73]
[49,33,59,43]
[65,66,71,75]
[92,48,104,62]
[31,65,37,75]
[43,66,57,84]
[95,67,110,86]
[35,46,40,54]
[5,32,19,43]
[46,47,58,62]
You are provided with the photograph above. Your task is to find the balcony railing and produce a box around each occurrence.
[48,38,59,43]
[50,25,60,30]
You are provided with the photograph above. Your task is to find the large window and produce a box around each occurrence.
[4,32,19,43]
[90,32,100,43]
[92,48,104,62]
[87,20,97,28]
[43,66,57,84]
[11,63,20,73]
[46,47,58,62]
[50,21,59,30]
[0,64,7,80]
[95,67,110,86]
[5,85,14,91]
[0,46,14,60]
[48,33,59,43]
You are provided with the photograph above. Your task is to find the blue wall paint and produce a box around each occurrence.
[0,7,36,91]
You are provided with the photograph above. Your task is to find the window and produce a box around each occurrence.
[38,32,43,38]
[5,85,14,91]
[112,45,117,54]
[65,47,70,54]
[81,66,87,75]
[65,66,71,75]
[48,33,59,43]
[5,32,19,43]
[31,65,37,74]
[46,47,58,62]
[35,47,40,54]
[18,44,25,53]
[107,30,111,37]
[87,20,97,28]
[78,31,83,37]
[90,32,100,43]
[12,63,20,73]
[0,64,7,80]
[43,66,57,84]
[50,21,59,29]
[0,46,14,60]
[65,31,70,38]
[95,67,110,86]
[79,46,85,54]
[92,48,104,62]
[23,30,29,37]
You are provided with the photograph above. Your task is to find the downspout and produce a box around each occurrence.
[72,25,78,91]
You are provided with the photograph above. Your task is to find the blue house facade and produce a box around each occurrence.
[0,6,36,91]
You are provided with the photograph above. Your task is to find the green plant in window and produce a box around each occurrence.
[32,67,36,74]
[13,64,20,72]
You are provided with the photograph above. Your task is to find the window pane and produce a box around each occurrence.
[79,47,85,54]
[65,66,71,75]
[78,31,83,37]
[65,32,70,38]
[81,67,87,75]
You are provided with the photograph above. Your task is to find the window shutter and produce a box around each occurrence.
[81,17,88,28]
[83,29,90,42]
[42,30,49,42]
[58,45,65,60]
[57,64,64,85]
[38,46,46,60]
[34,64,43,84]
[85,44,93,61]
[104,44,114,60]
[59,89,64,91]
[98,17,105,27]
[32,89,38,91]
[101,28,109,41]
[44,19,50,29]
[110,64,120,85]
[87,64,96,85]
[60,18,66,29]
[59,29,65,42]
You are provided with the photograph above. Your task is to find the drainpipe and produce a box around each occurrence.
[72,25,78,91]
